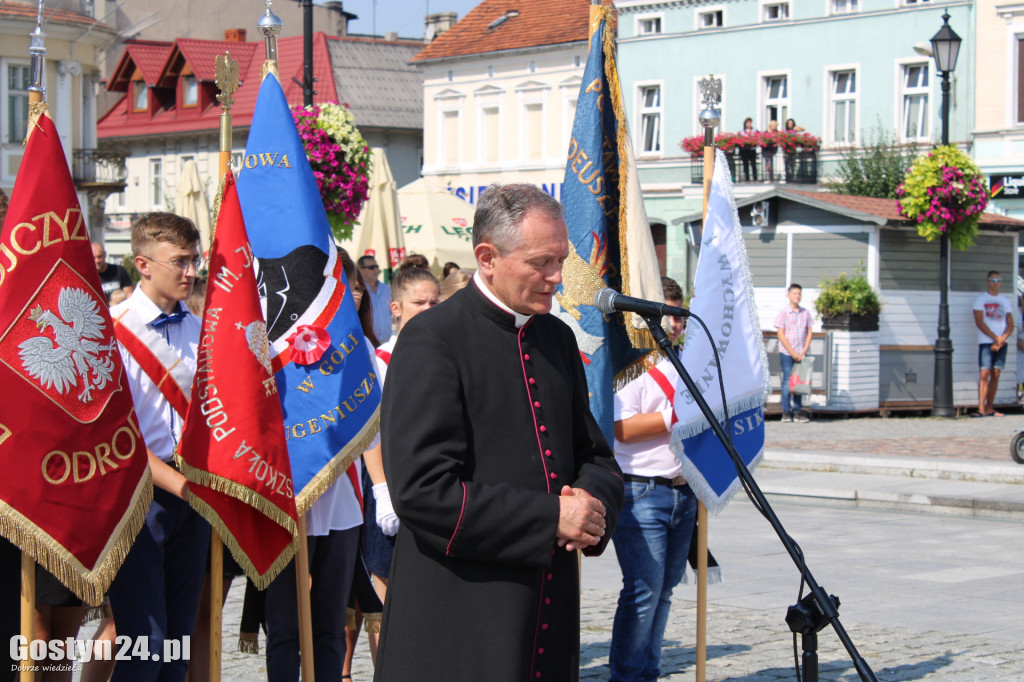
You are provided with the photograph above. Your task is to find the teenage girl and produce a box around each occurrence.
[363,265,441,617]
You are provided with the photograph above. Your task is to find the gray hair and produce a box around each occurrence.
[472,183,564,254]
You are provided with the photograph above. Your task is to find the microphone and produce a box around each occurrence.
[593,288,689,318]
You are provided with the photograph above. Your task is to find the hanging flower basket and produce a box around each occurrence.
[291,102,372,242]
[896,146,988,251]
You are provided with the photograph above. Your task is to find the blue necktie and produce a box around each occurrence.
[151,310,188,329]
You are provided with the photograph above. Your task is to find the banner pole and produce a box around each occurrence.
[295,516,315,682]
[20,553,35,682]
[695,73,721,682]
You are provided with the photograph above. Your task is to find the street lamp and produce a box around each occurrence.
[930,11,961,418]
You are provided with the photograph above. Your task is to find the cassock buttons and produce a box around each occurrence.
[538,647,544,655]
[524,353,531,361]
[539,425,547,433]
[545,597,551,604]
[534,401,541,408]
[549,472,557,479]
[544,449,552,457]
[529,378,536,385]
[541,623,549,630]
[547,572,553,580]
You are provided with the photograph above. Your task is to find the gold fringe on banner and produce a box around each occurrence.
[0,470,152,606]
[345,607,357,631]
[363,611,382,634]
[294,406,380,517]
[184,491,296,590]
[596,4,658,353]
[238,633,260,655]
[174,456,299,537]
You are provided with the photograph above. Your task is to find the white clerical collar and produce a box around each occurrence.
[472,271,532,328]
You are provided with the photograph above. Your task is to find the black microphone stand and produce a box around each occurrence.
[638,312,877,682]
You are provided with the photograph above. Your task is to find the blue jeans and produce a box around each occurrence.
[610,480,698,682]
[779,353,803,414]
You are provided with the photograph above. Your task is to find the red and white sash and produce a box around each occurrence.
[112,306,194,418]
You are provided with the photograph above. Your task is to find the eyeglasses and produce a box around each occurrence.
[143,255,204,274]
[361,264,379,271]
[989,278,1002,283]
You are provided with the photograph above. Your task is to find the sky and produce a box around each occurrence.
[335,0,483,39]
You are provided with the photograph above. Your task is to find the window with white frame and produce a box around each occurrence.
[524,103,543,160]
[900,63,929,139]
[763,75,789,127]
[763,2,790,21]
[638,85,662,154]
[830,70,857,143]
[697,9,724,29]
[637,15,662,35]
[182,74,198,107]
[6,63,30,144]
[441,110,459,166]
[903,0,930,4]
[481,106,499,164]
[832,0,858,12]
[150,158,163,207]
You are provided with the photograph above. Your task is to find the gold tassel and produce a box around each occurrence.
[238,633,260,655]
[0,469,152,607]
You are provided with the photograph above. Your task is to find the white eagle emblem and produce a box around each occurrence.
[18,287,117,403]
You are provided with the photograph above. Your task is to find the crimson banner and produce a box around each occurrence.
[0,111,151,605]
[177,173,298,586]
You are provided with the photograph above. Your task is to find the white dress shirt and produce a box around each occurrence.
[111,287,200,463]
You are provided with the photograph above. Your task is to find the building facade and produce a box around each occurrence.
[1,1,126,239]
[97,31,424,258]
[414,0,596,205]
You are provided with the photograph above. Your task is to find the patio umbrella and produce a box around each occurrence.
[396,177,476,276]
[175,160,212,254]
[341,148,406,277]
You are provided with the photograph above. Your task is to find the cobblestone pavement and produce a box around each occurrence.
[767,413,1023,462]
[203,494,1024,681]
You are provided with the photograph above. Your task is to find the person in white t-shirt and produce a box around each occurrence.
[609,276,697,682]
[971,270,1014,417]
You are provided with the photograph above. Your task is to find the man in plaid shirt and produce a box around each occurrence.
[774,283,814,422]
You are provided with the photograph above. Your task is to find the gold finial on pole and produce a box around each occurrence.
[258,0,283,80]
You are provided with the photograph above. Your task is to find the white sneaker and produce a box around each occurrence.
[794,411,810,423]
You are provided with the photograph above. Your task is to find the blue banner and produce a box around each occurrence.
[559,9,653,444]
[237,74,380,514]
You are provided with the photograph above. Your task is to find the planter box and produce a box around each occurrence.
[821,312,879,332]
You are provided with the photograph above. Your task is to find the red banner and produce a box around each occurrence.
[0,111,151,605]
[177,173,298,587]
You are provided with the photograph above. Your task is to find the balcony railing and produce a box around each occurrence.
[72,148,128,186]
[691,148,818,185]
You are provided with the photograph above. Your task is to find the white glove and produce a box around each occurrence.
[373,482,399,536]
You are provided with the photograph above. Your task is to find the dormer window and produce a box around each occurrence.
[182,74,198,108]
[132,79,149,112]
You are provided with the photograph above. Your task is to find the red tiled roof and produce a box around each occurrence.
[0,1,112,29]
[786,189,1024,227]
[412,0,596,63]
[108,41,174,90]
[171,39,258,83]
[98,33,339,139]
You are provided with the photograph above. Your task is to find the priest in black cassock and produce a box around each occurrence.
[374,184,624,682]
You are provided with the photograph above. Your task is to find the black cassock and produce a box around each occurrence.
[374,282,623,682]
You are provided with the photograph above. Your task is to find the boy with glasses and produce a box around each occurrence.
[972,270,1014,417]
[107,212,208,681]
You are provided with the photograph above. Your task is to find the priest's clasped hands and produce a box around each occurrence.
[556,485,607,552]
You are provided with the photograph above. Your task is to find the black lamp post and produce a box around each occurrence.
[930,11,961,418]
